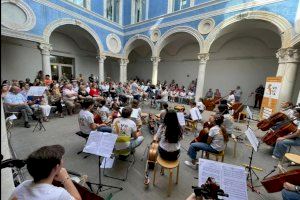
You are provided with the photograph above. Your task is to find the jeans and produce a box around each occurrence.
[97,126,112,133]
[187,142,219,160]
[130,136,144,149]
[273,137,300,159]
[282,189,300,200]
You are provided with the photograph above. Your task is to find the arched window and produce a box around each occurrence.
[105,0,120,23]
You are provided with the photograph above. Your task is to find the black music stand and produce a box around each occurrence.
[86,156,123,194]
[33,107,46,132]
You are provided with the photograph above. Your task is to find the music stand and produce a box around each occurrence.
[33,106,46,132]
[83,131,123,195]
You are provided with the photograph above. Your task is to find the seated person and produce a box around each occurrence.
[169,88,178,103]
[78,99,112,135]
[9,145,81,200]
[48,85,64,118]
[28,91,52,122]
[196,98,206,113]
[97,99,110,124]
[187,89,195,103]
[178,89,187,104]
[156,87,168,109]
[77,85,91,102]
[214,89,221,99]
[154,109,182,161]
[271,102,295,131]
[227,90,235,105]
[159,102,169,123]
[62,83,78,115]
[110,102,121,122]
[185,115,228,169]
[185,101,202,121]
[109,86,117,99]
[272,107,300,160]
[130,99,142,129]
[218,104,234,135]
[205,88,213,99]
[89,83,102,101]
[112,107,144,150]
[4,86,33,128]
[281,182,300,200]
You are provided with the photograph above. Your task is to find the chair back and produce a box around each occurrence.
[114,135,131,156]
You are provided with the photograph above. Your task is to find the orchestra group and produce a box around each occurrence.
[2,71,300,200]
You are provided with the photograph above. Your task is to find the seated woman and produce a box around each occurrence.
[178,89,187,104]
[28,91,52,122]
[89,83,102,102]
[110,102,121,122]
[48,85,64,118]
[77,85,91,103]
[185,114,228,169]
[159,102,168,123]
[154,109,183,161]
[130,99,142,130]
[218,104,234,136]
[112,106,144,150]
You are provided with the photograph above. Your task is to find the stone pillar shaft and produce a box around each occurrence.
[39,43,52,77]
[151,57,160,85]
[97,55,106,83]
[195,53,209,101]
[120,58,129,83]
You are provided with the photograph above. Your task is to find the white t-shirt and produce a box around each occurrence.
[112,118,137,137]
[78,110,94,134]
[9,180,74,200]
[155,125,181,152]
[161,90,168,101]
[209,125,226,152]
[223,114,234,134]
[227,94,235,104]
[196,101,205,111]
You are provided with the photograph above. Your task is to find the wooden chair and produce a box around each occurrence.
[203,144,227,162]
[185,119,198,135]
[153,156,180,197]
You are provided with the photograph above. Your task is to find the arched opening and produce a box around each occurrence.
[126,38,153,81]
[292,41,300,104]
[205,19,282,106]
[49,24,99,81]
[104,56,120,82]
[158,32,200,88]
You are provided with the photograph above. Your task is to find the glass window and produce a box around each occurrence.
[106,0,120,23]
[134,0,145,23]
[174,0,187,11]
[66,0,86,8]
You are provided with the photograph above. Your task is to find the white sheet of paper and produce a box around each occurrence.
[245,127,259,151]
[198,159,248,200]
[190,108,202,121]
[177,112,185,126]
[131,108,139,119]
[6,114,17,121]
[27,86,47,97]
[246,106,253,119]
[100,157,115,168]
[83,131,118,157]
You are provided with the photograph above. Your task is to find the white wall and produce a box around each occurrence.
[50,32,98,79]
[1,37,42,81]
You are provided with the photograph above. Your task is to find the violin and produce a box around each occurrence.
[191,121,214,144]
[257,112,289,131]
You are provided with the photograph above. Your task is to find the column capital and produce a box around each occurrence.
[197,53,209,64]
[96,55,106,62]
[276,48,299,63]
[151,57,161,63]
[39,43,52,55]
[120,58,129,66]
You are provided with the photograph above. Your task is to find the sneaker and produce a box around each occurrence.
[272,155,279,160]
[184,161,197,169]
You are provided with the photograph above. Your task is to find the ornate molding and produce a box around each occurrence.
[120,58,129,66]
[39,43,52,55]
[43,18,104,53]
[106,33,122,53]
[96,55,106,62]
[151,57,161,63]
[198,53,210,64]
[1,0,36,31]
[198,18,215,35]
[150,29,161,42]
[276,48,299,63]
[123,34,155,58]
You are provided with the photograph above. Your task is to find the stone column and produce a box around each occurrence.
[39,43,52,77]
[97,55,106,83]
[195,53,209,101]
[120,58,129,83]
[151,57,160,85]
[276,48,299,105]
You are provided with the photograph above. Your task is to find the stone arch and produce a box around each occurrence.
[204,11,293,53]
[155,26,204,56]
[43,18,104,53]
[123,34,155,58]
[291,34,300,47]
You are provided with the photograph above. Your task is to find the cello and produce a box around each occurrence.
[190,121,214,144]
[257,112,289,131]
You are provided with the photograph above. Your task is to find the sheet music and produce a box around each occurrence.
[177,112,185,126]
[245,127,259,151]
[83,131,118,157]
[246,106,253,119]
[190,107,202,121]
[198,159,248,200]
[6,114,17,121]
[27,86,47,96]
[131,108,139,119]
[100,157,115,168]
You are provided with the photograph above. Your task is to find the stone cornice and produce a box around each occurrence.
[120,58,129,65]
[276,48,299,63]
[198,53,210,64]
[151,57,161,63]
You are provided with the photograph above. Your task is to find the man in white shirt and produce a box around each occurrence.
[9,145,81,200]
[227,90,235,104]
[156,86,168,110]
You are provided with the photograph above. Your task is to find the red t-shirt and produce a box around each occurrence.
[89,88,99,97]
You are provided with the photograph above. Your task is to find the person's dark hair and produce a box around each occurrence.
[190,101,196,106]
[100,99,106,106]
[131,99,139,108]
[295,107,300,114]
[26,145,65,183]
[81,99,94,109]
[162,86,166,90]
[162,102,168,110]
[218,104,229,114]
[121,106,132,118]
[220,99,228,105]
[45,75,50,77]
[163,110,182,143]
